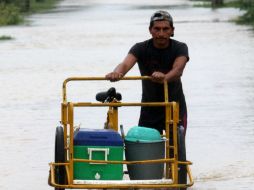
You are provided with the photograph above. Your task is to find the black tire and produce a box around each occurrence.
[55,126,66,190]
[178,125,187,190]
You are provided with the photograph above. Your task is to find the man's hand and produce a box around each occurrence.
[105,72,123,82]
[151,71,166,83]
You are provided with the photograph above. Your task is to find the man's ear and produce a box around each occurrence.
[171,27,175,37]
[149,27,152,34]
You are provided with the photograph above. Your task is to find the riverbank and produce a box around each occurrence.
[0,0,60,26]
[192,0,254,27]
[0,0,61,40]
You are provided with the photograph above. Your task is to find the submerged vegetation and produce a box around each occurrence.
[0,35,13,40]
[0,0,60,26]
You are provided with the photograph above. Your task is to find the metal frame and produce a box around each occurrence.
[49,76,194,189]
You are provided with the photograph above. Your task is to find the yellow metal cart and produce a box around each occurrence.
[48,76,194,189]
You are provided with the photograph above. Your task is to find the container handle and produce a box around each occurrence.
[87,148,109,164]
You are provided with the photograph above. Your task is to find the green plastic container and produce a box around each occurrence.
[74,146,123,180]
[73,129,124,180]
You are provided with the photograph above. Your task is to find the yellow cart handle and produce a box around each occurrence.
[62,76,152,102]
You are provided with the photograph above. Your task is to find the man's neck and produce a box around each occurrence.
[153,39,170,49]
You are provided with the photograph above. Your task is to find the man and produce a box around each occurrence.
[106,11,189,188]
[106,10,189,135]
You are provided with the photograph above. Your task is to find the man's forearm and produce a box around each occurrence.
[165,68,183,82]
[113,64,126,76]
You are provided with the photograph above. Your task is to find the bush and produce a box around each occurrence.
[238,0,254,25]
[0,3,23,25]
[0,35,13,40]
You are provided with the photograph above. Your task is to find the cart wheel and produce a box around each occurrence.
[178,126,187,190]
[55,126,66,190]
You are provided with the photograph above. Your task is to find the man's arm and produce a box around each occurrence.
[151,56,188,83]
[106,54,137,81]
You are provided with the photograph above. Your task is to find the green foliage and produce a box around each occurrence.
[0,0,30,12]
[237,0,254,25]
[29,0,59,13]
[239,0,253,9]
[0,0,16,3]
[0,3,23,25]
[0,0,60,13]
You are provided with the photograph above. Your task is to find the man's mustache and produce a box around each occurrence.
[156,37,168,40]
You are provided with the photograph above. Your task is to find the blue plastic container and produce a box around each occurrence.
[74,128,123,146]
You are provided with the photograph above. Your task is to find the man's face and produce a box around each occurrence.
[149,20,174,48]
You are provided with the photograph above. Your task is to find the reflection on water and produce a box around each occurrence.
[0,0,254,189]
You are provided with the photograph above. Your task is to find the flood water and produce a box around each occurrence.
[0,0,254,189]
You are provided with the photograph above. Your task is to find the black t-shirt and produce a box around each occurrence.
[129,38,189,130]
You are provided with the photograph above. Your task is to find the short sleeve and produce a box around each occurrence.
[128,43,142,59]
[176,42,189,61]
